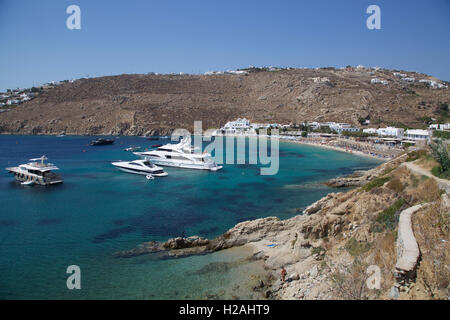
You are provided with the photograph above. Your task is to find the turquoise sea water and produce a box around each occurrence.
[0,135,381,299]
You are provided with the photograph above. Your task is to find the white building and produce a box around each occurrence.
[419,79,448,89]
[6,99,20,105]
[362,128,377,134]
[251,123,271,129]
[401,77,416,82]
[312,77,330,84]
[406,129,430,141]
[393,72,407,77]
[329,123,360,134]
[429,123,450,131]
[371,78,388,85]
[376,127,404,139]
[220,118,251,134]
[224,70,248,75]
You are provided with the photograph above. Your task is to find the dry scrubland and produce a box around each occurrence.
[0,68,449,135]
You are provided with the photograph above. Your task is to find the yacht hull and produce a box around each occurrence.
[116,167,168,177]
[139,157,222,171]
[7,170,63,186]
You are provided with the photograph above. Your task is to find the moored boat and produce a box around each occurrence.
[5,156,63,186]
[90,138,115,146]
[111,159,168,177]
[124,146,142,152]
[134,136,222,171]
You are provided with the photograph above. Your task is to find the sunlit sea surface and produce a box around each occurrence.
[0,135,381,299]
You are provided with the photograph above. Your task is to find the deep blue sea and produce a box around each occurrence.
[0,135,381,299]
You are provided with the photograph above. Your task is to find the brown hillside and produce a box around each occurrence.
[0,68,448,135]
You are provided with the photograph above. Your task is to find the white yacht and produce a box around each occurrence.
[133,137,222,171]
[111,160,168,177]
[5,156,63,186]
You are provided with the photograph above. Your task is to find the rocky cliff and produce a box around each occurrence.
[115,151,449,300]
[0,67,448,135]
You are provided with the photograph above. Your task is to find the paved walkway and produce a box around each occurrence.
[395,204,425,275]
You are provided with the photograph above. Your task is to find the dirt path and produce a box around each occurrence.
[402,162,450,193]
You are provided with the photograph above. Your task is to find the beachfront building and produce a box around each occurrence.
[406,129,430,141]
[329,123,360,134]
[216,118,254,135]
[363,128,377,134]
[376,127,404,139]
[250,123,271,129]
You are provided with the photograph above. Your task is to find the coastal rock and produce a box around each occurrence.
[303,193,337,215]
[389,286,400,300]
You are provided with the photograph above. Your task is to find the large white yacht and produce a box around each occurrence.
[111,160,168,177]
[133,136,222,171]
[5,156,63,186]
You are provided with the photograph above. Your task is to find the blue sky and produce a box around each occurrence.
[0,0,449,91]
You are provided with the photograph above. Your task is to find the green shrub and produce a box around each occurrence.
[431,165,450,179]
[386,178,404,193]
[361,176,391,192]
[433,131,450,140]
[406,149,428,162]
[376,199,405,231]
[344,238,371,257]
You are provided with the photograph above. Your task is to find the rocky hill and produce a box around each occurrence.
[0,67,448,135]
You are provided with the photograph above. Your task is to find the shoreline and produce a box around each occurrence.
[1,133,397,161]
[282,138,389,161]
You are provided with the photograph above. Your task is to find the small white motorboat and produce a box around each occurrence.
[124,146,142,152]
[111,160,168,177]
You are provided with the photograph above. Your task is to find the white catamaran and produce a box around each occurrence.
[134,136,222,171]
[5,156,63,186]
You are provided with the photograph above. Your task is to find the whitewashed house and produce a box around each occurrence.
[363,128,377,134]
[377,127,404,139]
[429,123,450,131]
[406,129,430,141]
[371,78,388,85]
[6,99,20,105]
[401,77,416,82]
[251,123,271,129]
[225,70,248,75]
[330,123,360,134]
[220,118,251,134]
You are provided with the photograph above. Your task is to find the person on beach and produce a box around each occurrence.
[281,267,287,282]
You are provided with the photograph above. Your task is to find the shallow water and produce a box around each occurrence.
[0,135,381,299]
